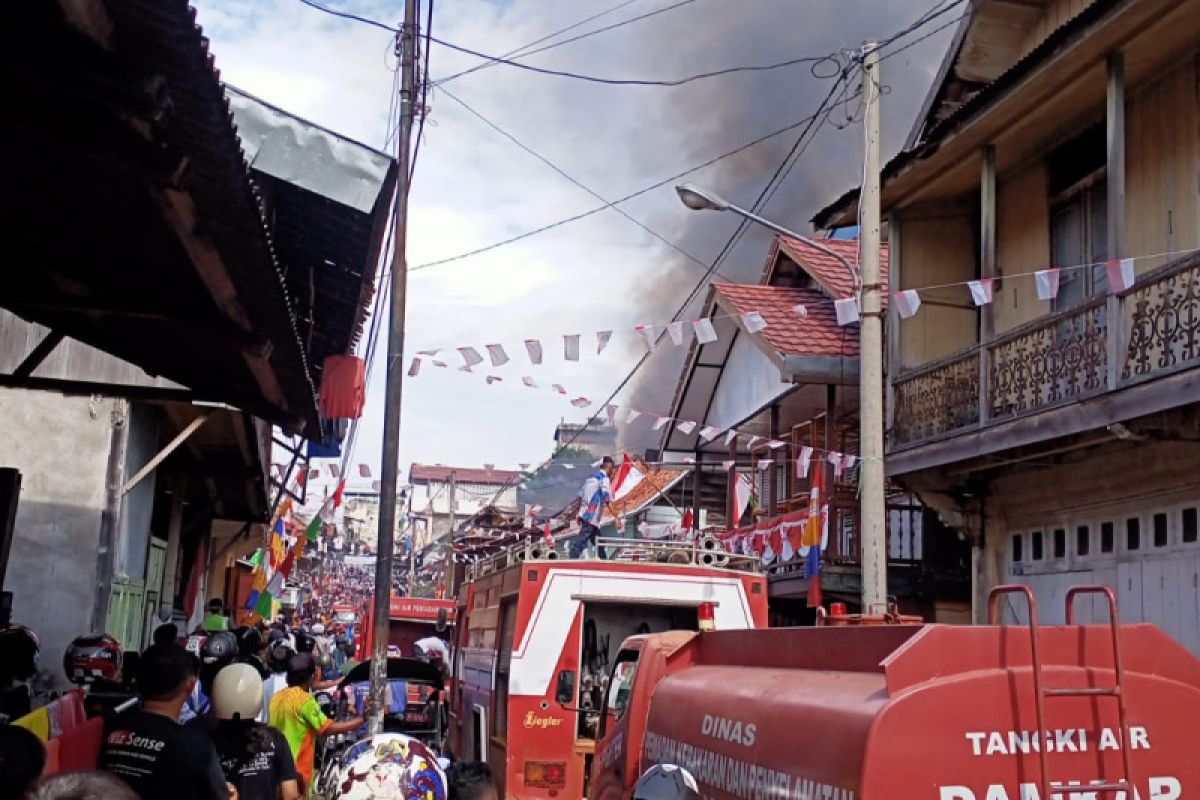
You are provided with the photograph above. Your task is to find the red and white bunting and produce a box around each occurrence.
[570,397,591,408]
[677,420,697,435]
[486,375,503,385]
[652,416,670,431]
[722,460,736,472]
[840,454,857,472]
[485,343,509,367]
[636,324,657,352]
[894,289,921,319]
[358,463,371,478]
[596,330,613,354]
[757,458,771,471]
[827,451,846,477]
[834,297,860,325]
[1107,258,1136,292]
[768,439,787,450]
[724,430,738,446]
[458,346,484,368]
[793,303,809,318]
[524,339,543,365]
[432,360,447,368]
[605,404,618,425]
[968,278,994,307]
[563,334,580,362]
[667,321,686,346]
[797,446,814,478]
[699,426,720,443]
[552,383,567,395]
[407,358,422,377]
[692,318,718,344]
[522,376,537,388]
[747,435,763,450]
[741,311,768,334]
[625,409,642,424]
[1035,268,1061,301]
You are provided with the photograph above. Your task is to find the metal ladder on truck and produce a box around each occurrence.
[988,585,1136,799]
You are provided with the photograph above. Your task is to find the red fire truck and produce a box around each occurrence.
[590,585,1200,800]
[447,537,767,799]
[357,595,456,657]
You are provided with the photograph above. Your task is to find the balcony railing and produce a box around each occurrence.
[892,254,1200,447]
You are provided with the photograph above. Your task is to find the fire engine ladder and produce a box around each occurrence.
[987,585,1135,799]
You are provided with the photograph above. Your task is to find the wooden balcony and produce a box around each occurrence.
[892,254,1200,450]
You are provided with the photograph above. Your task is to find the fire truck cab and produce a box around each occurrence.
[448,537,767,800]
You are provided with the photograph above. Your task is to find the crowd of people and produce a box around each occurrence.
[0,598,492,800]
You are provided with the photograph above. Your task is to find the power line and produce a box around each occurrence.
[411,85,861,271]
[297,0,841,89]
[433,0,702,86]
[437,85,737,282]
[433,0,642,85]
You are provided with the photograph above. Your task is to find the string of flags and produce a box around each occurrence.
[407,249,1192,378]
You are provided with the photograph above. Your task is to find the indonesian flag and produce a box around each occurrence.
[611,453,645,501]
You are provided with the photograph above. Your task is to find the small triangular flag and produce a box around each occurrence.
[968,278,994,306]
[741,311,768,333]
[692,318,718,344]
[894,289,921,319]
[834,297,860,325]
[596,331,613,354]
[1035,268,1060,301]
[524,339,543,365]
[564,334,581,362]
[486,344,509,367]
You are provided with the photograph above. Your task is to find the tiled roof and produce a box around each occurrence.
[775,236,889,303]
[712,284,859,358]
[409,464,522,485]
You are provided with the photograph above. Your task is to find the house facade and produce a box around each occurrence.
[409,464,521,544]
[816,0,1200,647]
[659,237,971,622]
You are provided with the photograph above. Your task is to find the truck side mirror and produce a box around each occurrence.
[555,670,576,705]
[436,608,449,633]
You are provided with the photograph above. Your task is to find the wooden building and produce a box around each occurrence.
[816,0,1200,649]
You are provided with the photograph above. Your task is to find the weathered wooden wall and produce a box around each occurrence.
[995,163,1052,333]
[1018,0,1096,61]
[896,211,978,369]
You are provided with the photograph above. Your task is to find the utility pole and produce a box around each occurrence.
[369,0,418,736]
[447,470,457,544]
[858,40,888,612]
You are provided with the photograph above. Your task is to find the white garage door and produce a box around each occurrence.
[1005,503,1200,656]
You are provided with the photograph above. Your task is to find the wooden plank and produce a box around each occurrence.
[1107,52,1126,392]
[980,145,997,423]
[11,330,64,379]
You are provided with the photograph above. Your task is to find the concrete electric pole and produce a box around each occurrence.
[369,0,417,736]
[858,40,888,612]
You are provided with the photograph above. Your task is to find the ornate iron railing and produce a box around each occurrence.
[891,254,1200,447]
[892,350,979,444]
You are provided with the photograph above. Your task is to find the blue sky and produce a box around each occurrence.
[194,0,952,490]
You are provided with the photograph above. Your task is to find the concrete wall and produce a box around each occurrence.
[0,390,120,687]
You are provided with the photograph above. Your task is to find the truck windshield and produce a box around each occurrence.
[606,650,639,720]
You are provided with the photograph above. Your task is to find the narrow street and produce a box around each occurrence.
[2,2,1200,799]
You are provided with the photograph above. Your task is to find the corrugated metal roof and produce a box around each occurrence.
[228,87,393,216]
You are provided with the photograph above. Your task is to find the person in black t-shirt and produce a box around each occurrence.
[209,663,300,800]
[100,643,235,800]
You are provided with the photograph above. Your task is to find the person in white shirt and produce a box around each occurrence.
[569,456,620,559]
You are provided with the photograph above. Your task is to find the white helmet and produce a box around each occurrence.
[212,663,264,721]
[333,734,447,800]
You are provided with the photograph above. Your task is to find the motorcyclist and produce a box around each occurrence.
[233,627,270,680]
[209,663,300,800]
[183,630,237,725]
[261,640,293,725]
[0,623,40,720]
[330,733,447,800]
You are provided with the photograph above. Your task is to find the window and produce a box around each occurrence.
[1048,125,1108,310]
[1153,513,1169,548]
[1053,529,1066,559]
[1101,522,1115,553]
[1012,534,1023,563]
[1032,531,1044,561]
[1127,518,1141,551]
[1076,526,1090,557]
[1184,508,1198,544]
[599,650,641,738]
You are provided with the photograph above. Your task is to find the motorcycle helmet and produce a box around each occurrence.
[334,734,447,800]
[267,641,294,674]
[0,625,41,684]
[63,633,122,685]
[212,663,263,721]
[293,630,315,654]
[234,626,263,658]
[200,631,237,666]
[632,765,701,800]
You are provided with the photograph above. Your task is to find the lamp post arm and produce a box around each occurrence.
[724,202,858,284]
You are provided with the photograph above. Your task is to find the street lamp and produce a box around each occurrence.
[674,182,887,611]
